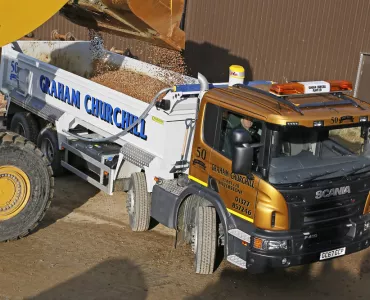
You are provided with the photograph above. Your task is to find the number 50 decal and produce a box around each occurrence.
[331,117,339,124]
[196,146,207,160]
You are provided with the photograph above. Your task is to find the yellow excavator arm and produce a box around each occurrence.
[0,0,68,47]
[0,0,185,50]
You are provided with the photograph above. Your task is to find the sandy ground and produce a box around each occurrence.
[0,174,368,300]
[0,113,369,300]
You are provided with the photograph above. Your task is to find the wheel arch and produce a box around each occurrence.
[172,184,236,255]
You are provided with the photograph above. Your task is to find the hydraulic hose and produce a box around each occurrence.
[63,87,173,142]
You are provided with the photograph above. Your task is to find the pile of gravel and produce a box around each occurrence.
[87,29,185,102]
[90,69,168,103]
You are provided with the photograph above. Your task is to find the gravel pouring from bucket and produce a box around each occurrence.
[60,0,185,51]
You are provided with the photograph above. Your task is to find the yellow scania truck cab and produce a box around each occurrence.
[170,80,370,273]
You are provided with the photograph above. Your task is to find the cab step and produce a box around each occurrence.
[227,255,247,269]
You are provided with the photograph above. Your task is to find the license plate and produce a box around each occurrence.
[319,247,346,261]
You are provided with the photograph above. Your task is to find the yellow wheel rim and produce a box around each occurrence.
[0,166,31,221]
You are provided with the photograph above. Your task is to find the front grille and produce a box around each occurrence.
[281,181,370,251]
[288,195,366,251]
[289,194,367,230]
[303,198,363,227]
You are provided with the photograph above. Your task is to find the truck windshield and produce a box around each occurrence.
[268,124,370,185]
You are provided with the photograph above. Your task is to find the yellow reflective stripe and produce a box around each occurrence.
[188,175,208,187]
[227,208,254,223]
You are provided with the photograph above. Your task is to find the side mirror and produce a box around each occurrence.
[232,129,254,176]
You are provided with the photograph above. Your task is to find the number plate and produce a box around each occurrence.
[319,247,346,260]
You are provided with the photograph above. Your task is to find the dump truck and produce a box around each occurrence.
[0,0,185,242]
[1,39,369,274]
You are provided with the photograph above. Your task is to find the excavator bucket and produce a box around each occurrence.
[60,0,185,51]
[0,0,68,47]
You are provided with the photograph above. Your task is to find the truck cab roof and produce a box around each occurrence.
[205,83,370,127]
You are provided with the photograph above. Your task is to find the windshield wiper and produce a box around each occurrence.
[342,163,370,178]
[299,169,341,185]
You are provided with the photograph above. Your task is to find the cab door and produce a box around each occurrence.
[208,108,262,224]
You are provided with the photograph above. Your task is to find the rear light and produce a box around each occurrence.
[270,80,352,96]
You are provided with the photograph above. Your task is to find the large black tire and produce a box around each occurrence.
[126,172,151,232]
[0,132,53,241]
[37,126,64,176]
[192,206,217,274]
[10,112,39,144]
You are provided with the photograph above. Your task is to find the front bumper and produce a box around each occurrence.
[236,216,370,273]
[246,235,370,273]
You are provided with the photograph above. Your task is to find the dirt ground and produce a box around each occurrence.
[0,174,368,300]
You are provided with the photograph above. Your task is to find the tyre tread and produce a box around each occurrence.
[37,126,64,176]
[0,132,54,242]
[10,112,39,143]
[130,172,151,232]
[196,206,217,274]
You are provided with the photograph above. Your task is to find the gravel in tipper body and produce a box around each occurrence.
[90,69,168,103]
[88,29,188,103]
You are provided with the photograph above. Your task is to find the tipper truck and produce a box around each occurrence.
[1,39,370,274]
[0,0,185,243]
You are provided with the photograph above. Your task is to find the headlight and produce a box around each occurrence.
[253,238,288,251]
[267,240,288,251]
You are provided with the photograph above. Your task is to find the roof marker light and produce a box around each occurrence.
[327,80,353,92]
[270,80,353,96]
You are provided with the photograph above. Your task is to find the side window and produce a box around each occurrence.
[203,103,219,147]
[217,110,262,163]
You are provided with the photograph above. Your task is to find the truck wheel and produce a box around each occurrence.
[37,126,64,176]
[191,206,217,274]
[10,112,39,144]
[0,132,53,242]
[126,172,151,231]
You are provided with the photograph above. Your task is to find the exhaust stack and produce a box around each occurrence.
[198,73,209,93]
